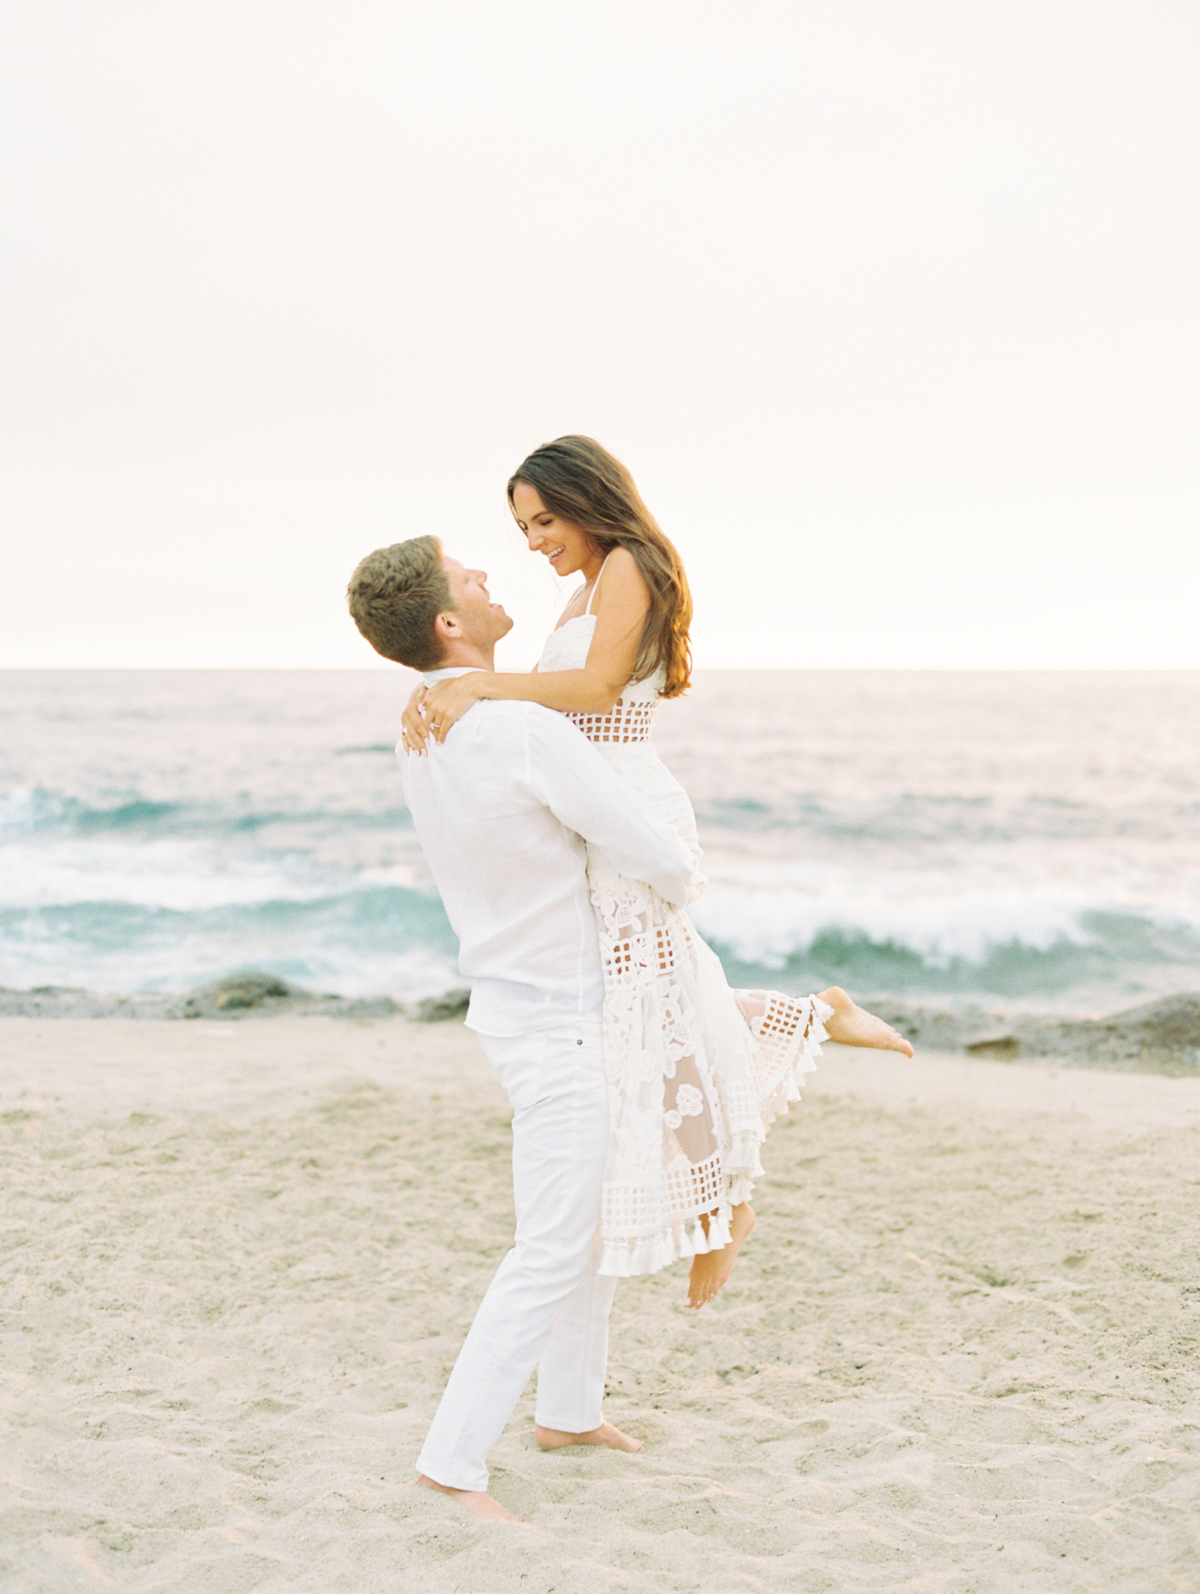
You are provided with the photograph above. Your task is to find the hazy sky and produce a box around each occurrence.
[2,1,1197,669]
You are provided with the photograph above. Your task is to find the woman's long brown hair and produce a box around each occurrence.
[507,436,693,698]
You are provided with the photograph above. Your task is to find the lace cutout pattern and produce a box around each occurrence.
[568,699,657,744]
[587,834,830,1277]
[539,611,830,1278]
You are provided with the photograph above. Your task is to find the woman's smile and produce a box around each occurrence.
[510,481,604,584]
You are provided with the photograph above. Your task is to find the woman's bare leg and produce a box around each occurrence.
[686,1202,756,1310]
[683,990,908,1314]
[818,986,913,1056]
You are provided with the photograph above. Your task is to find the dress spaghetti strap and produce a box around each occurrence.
[584,555,610,616]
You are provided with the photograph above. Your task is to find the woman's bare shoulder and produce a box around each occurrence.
[597,545,650,601]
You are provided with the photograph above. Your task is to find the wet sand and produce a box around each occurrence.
[2,1016,1198,1592]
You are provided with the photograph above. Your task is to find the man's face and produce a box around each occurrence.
[441,556,514,652]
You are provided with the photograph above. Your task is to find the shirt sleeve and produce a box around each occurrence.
[522,710,704,907]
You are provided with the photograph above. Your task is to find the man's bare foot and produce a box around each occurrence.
[534,1419,642,1453]
[416,1473,519,1522]
[819,986,914,1057]
[686,1201,756,1310]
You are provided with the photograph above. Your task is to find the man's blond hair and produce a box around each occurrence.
[346,536,452,671]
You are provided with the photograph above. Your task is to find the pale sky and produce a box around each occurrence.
[2,0,1197,669]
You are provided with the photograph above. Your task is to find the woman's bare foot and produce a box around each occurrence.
[416,1474,519,1522]
[818,986,914,1057]
[534,1419,642,1453]
[686,1202,756,1310]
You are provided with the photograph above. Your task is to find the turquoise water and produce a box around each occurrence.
[2,669,1199,1017]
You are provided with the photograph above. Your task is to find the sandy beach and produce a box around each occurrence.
[2,1015,1198,1593]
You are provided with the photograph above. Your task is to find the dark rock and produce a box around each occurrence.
[1,978,404,1023]
[0,985,173,1019]
[408,990,470,1023]
[209,973,296,1010]
[873,993,1200,1074]
[179,972,301,1018]
[965,1037,1021,1060]
[1023,993,1200,1068]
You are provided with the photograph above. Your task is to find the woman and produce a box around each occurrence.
[403,436,912,1308]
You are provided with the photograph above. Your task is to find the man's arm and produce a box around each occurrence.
[523,710,704,907]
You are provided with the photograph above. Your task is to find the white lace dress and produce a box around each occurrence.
[539,613,832,1277]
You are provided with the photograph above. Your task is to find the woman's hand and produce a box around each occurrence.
[401,673,488,752]
[400,682,432,754]
[424,674,488,741]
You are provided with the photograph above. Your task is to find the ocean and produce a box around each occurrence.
[2,669,1198,1021]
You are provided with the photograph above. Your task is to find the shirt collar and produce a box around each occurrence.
[422,666,479,686]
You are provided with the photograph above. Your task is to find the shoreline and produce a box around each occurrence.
[4,972,1199,1075]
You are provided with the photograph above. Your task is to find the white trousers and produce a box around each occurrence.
[416,1018,615,1492]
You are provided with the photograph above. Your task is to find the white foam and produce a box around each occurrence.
[0,936,459,1002]
[0,836,347,912]
[688,862,1200,968]
[0,786,64,834]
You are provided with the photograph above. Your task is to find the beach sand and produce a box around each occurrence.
[2,1016,1198,1592]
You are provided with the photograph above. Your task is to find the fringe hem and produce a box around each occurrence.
[600,1204,733,1278]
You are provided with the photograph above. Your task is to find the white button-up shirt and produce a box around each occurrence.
[399,668,703,1037]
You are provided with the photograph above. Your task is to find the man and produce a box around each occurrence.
[347,536,703,1522]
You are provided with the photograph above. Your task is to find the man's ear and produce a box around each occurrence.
[433,610,462,641]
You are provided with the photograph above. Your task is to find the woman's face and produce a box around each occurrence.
[510,481,604,581]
